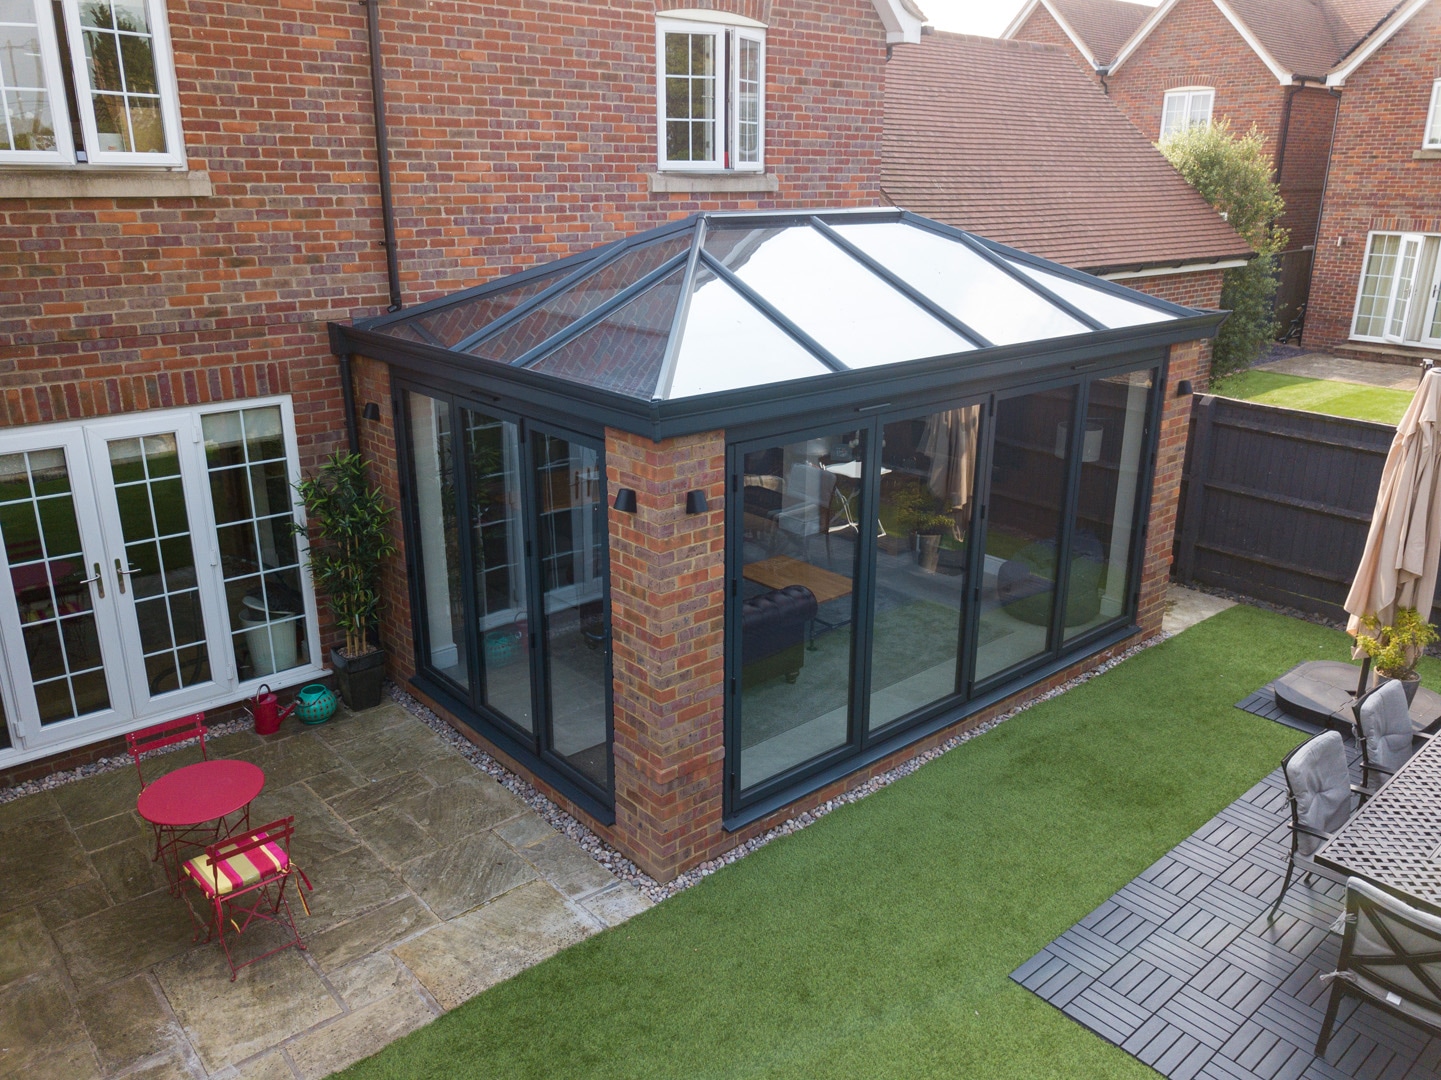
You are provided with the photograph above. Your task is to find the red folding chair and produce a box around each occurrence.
[126,714,218,886]
[180,816,313,980]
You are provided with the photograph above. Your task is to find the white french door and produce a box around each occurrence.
[0,399,322,758]
[1354,232,1441,346]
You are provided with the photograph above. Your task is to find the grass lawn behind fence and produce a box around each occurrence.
[338,606,1440,1080]
[1212,370,1413,424]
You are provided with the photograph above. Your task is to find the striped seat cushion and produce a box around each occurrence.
[183,831,288,897]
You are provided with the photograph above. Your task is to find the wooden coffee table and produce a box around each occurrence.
[742,555,852,604]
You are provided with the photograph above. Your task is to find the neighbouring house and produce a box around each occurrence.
[881,30,1253,375]
[0,0,1224,886]
[1005,0,1401,331]
[1305,0,1441,361]
[1003,0,1151,74]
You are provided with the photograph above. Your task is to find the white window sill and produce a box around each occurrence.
[0,168,212,199]
[648,171,778,194]
[1414,149,1441,160]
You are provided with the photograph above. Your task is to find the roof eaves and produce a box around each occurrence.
[1210,0,1300,82]
[1106,0,1181,75]
[999,0,1045,39]
[1012,0,1101,66]
[1326,0,1430,85]
[872,0,924,43]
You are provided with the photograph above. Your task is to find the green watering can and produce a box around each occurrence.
[294,683,337,725]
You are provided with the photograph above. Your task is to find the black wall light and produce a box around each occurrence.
[685,490,709,515]
[362,402,381,421]
[1175,379,1193,398]
[613,488,637,513]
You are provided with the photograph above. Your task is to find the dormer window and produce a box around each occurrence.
[656,11,765,172]
[1425,79,1441,149]
[1161,87,1214,139]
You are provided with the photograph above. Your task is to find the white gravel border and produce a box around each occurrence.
[0,632,1168,906]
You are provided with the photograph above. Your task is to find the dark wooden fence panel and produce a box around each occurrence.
[1174,395,1408,623]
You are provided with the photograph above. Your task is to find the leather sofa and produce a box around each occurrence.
[741,585,818,686]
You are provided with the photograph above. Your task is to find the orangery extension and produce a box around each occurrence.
[331,208,1224,882]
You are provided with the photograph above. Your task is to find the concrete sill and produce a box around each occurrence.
[1414,149,1441,160]
[647,171,779,195]
[0,169,213,199]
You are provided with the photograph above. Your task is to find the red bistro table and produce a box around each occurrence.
[137,759,265,891]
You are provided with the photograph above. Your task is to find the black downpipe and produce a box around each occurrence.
[364,0,402,312]
[338,352,361,455]
[1274,82,1301,184]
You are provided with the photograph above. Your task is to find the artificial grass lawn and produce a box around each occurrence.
[338,607,1441,1080]
[1212,370,1413,424]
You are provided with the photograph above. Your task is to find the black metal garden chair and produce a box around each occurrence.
[1271,730,1366,919]
[1352,678,1431,795]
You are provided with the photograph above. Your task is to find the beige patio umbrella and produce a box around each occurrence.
[920,404,981,538]
[1344,366,1441,652]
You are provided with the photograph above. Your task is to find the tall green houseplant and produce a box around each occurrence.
[293,451,397,661]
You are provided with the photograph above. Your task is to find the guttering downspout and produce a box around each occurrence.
[363,0,402,312]
[1274,81,1301,183]
[1097,64,1110,95]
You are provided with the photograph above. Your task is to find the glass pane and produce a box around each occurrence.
[833,222,1089,346]
[244,405,285,461]
[869,406,981,731]
[1064,371,1155,643]
[407,392,467,689]
[1388,237,1421,338]
[1003,259,1173,329]
[528,268,684,398]
[738,430,863,790]
[0,689,10,750]
[736,37,760,164]
[108,433,210,691]
[975,387,1077,683]
[534,432,609,790]
[381,269,566,348]
[1355,234,1401,338]
[0,448,110,723]
[1188,91,1211,127]
[703,224,973,369]
[0,1,58,153]
[469,236,690,363]
[80,0,165,156]
[667,267,831,398]
[464,408,530,732]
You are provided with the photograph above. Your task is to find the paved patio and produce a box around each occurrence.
[1254,352,1425,391]
[0,702,650,1079]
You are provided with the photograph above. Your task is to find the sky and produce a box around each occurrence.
[920,0,1160,38]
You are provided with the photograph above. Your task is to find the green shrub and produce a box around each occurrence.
[1159,120,1288,378]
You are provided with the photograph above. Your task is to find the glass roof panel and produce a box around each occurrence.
[468,234,692,362]
[375,268,567,347]
[666,265,832,399]
[831,222,1090,346]
[1003,259,1174,328]
[526,268,686,399]
[702,224,974,369]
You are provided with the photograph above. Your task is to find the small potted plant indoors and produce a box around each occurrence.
[1356,607,1439,705]
[293,451,398,709]
[891,481,956,574]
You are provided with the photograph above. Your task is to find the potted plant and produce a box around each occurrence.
[293,451,397,709]
[891,481,956,573]
[1356,607,1439,705]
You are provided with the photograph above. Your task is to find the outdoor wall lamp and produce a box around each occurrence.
[685,490,709,515]
[1175,380,1194,397]
[362,402,381,420]
[613,488,637,513]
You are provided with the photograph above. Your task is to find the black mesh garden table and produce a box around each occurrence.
[1316,731,1441,915]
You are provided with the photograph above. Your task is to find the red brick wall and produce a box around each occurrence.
[1113,267,1223,384]
[1278,87,1339,250]
[1139,337,1203,635]
[1010,6,1102,81]
[1305,3,1441,353]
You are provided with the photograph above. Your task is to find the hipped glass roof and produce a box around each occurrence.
[360,210,1190,403]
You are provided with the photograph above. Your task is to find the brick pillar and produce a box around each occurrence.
[1136,340,1203,636]
[605,427,726,882]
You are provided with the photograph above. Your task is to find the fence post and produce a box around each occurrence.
[1174,394,1215,585]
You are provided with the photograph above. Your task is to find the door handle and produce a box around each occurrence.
[114,558,139,594]
[80,562,105,599]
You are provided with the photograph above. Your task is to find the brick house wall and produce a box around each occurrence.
[1305,2,1441,356]
[1112,267,1223,384]
[1277,87,1340,256]
[1009,6,1103,81]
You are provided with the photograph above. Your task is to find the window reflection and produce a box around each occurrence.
[869,406,980,730]
[406,393,467,689]
[738,430,862,790]
[975,387,1076,683]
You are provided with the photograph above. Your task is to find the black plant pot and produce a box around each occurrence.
[1380,673,1421,706]
[331,647,386,710]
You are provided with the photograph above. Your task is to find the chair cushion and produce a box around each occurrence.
[1285,730,1352,855]
[1344,877,1441,1024]
[1358,679,1415,779]
[183,831,288,897]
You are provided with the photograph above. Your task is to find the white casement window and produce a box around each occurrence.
[656,12,765,172]
[1425,79,1441,149]
[1351,231,1441,346]
[0,0,185,167]
[1160,87,1214,138]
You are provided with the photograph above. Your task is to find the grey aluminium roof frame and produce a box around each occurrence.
[330,207,1226,442]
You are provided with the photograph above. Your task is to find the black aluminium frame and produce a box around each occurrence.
[721,351,1168,824]
[392,378,617,823]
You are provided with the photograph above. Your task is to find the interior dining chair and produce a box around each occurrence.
[1316,876,1441,1057]
[1353,679,1430,794]
[181,815,313,980]
[126,713,211,871]
[1271,729,1365,919]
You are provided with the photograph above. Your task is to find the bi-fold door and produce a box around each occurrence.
[0,401,321,757]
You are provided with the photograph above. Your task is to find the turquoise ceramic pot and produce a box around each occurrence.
[294,683,337,725]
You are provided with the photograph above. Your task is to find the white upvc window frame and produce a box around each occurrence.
[1161,87,1215,138]
[1350,230,1441,346]
[1425,79,1441,149]
[1,0,185,168]
[655,12,766,174]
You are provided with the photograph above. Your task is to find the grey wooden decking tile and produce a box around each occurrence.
[1047,924,1126,978]
[1064,981,1153,1044]
[1115,877,1187,922]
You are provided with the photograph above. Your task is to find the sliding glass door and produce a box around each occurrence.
[402,388,613,803]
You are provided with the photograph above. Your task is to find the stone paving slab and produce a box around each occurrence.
[1014,738,1441,1080]
[0,700,652,1078]
[1254,353,1425,391]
